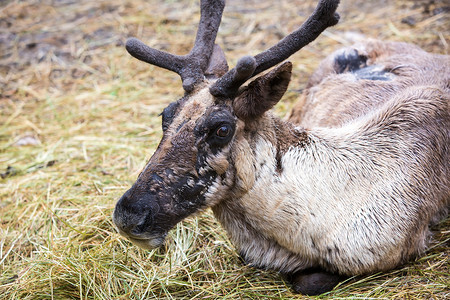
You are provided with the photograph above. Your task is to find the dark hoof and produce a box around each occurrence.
[289,268,347,295]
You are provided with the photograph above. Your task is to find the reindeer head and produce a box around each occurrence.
[112,0,339,249]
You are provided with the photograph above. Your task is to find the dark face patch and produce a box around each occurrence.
[194,104,236,155]
[161,101,180,131]
[113,92,238,249]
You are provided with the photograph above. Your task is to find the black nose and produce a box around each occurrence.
[113,189,155,236]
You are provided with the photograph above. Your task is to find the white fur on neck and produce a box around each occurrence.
[233,124,428,275]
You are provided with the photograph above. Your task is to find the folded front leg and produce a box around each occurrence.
[289,268,347,295]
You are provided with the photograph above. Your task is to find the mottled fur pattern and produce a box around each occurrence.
[113,39,449,294]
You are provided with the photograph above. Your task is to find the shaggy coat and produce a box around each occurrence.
[112,0,449,295]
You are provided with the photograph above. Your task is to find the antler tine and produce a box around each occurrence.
[126,0,225,93]
[189,0,225,69]
[125,38,184,74]
[210,0,340,98]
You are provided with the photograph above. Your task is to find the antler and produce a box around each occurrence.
[210,0,340,98]
[125,0,225,93]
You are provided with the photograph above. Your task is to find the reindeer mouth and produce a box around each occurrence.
[116,228,167,250]
[128,236,166,250]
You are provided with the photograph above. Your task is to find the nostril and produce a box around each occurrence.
[130,223,147,236]
[130,209,154,236]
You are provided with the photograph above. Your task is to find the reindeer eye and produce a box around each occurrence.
[204,115,236,148]
[216,125,231,138]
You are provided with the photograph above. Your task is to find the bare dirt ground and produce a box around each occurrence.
[0,0,449,299]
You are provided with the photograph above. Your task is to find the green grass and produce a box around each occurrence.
[1,0,448,299]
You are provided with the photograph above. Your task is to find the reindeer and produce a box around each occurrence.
[112,0,449,295]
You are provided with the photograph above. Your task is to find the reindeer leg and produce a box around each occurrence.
[288,268,347,295]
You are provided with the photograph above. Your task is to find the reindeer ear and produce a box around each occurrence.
[233,61,292,120]
[205,44,229,78]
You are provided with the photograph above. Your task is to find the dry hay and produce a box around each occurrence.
[0,0,449,299]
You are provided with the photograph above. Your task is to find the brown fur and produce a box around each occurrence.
[234,62,293,120]
[113,38,449,295]
[289,39,449,127]
[113,2,449,295]
[212,40,449,279]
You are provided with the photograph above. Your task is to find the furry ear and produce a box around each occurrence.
[205,44,229,78]
[233,61,292,120]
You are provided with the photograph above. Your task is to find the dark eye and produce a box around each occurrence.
[216,125,231,138]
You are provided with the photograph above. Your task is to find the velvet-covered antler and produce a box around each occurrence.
[125,0,225,93]
[210,0,340,98]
